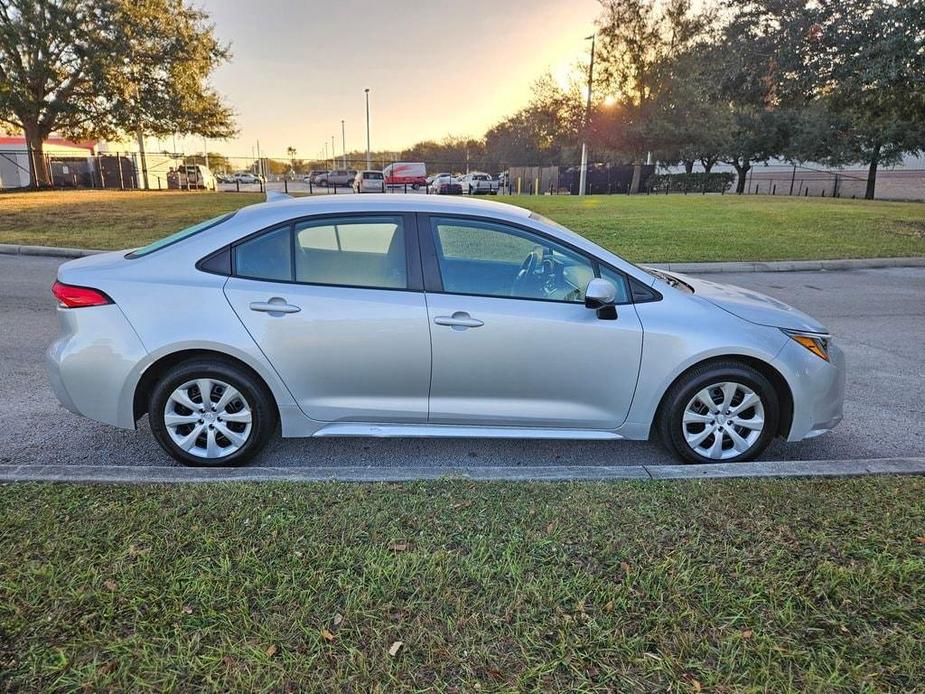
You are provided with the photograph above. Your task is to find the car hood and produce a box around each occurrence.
[658,270,829,333]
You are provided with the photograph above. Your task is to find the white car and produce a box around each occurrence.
[233,172,261,185]
[353,170,386,193]
[459,172,499,195]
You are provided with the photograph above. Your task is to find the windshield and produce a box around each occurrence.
[126,212,236,258]
[528,211,694,293]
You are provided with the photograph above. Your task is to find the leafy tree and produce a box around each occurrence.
[594,0,714,161]
[186,151,231,173]
[484,74,583,168]
[645,49,726,172]
[726,0,925,198]
[0,0,234,187]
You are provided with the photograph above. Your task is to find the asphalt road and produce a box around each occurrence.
[1,254,923,468]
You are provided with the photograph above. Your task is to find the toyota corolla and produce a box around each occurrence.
[47,194,845,466]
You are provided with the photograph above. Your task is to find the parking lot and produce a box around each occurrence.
[2,253,923,468]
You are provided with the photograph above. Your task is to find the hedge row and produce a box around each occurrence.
[645,172,735,194]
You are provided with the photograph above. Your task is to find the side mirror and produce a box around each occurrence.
[584,278,618,320]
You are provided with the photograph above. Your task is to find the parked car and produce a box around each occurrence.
[233,172,261,185]
[426,172,452,185]
[48,194,844,467]
[326,169,358,187]
[430,173,462,195]
[383,162,427,188]
[183,165,216,190]
[353,170,386,193]
[459,172,499,194]
[314,170,332,186]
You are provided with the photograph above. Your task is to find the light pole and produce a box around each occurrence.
[578,33,595,197]
[341,119,346,168]
[331,135,335,168]
[364,88,371,170]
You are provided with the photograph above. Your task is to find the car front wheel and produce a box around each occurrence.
[149,359,277,466]
[658,361,779,464]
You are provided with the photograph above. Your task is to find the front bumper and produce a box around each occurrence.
[776,338,846,441]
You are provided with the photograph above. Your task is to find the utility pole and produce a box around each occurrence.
[341,120,346,167]
[578,33,595,197]
[331,135,335,168]
[365,88,371,170]
[203,138,209,169]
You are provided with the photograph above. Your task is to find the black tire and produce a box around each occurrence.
[657,361,779,464]
[148,358,277,467]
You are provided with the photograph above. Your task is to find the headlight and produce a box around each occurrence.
[782,329,831,361]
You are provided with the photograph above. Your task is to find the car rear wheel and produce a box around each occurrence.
[658,361,779,464]
[149,359,276,467]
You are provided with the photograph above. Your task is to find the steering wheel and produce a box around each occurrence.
[512,246,545,296]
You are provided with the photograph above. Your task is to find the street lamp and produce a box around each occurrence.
[331,135,335,168]
[578,33,596,197]
[364,88,371,170]
[341,119,346,168]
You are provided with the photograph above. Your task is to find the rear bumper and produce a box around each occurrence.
[46,304,148,429]
[436,184,463,194]
[777,339,846,441]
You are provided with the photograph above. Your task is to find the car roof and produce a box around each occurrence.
[236,193,533,223]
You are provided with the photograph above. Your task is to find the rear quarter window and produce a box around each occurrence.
[126,212,236,258]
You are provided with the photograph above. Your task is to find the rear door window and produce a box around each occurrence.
[294,216,407,289]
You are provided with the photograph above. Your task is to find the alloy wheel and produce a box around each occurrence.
[163,378,253,460]
[682,381,765,461]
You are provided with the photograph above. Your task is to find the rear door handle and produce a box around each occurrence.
[249,298,301,314]
[434,311,484,329]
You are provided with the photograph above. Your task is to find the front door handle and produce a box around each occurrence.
[249,297,301,314]
[434,311,484,329]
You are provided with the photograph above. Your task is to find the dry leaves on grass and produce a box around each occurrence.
[389,543,408,552]
[320,628,335,642]
[103,579,118,592]
[265,644,278,658]
[388,641,403,657]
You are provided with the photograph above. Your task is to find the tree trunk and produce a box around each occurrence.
[865,145,880,200]
[700,157,716,174]
[734,161,750,194]
[683,160,694,174]
[23,124,52,188]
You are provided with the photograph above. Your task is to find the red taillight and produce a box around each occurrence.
[51,281,113,308]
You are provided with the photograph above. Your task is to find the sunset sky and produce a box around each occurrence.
[157,0,601,159]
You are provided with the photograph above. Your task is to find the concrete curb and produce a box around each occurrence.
[1,243,923,273]
[645,257,925,274]
[0,243,104,258]
[1,457,923,484]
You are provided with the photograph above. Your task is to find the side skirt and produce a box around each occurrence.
[311,423,623,440]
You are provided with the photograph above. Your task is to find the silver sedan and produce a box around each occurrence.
[47,194,845,466]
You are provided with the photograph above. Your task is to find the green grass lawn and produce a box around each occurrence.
[1,189,924,262]
[2,477,923,691]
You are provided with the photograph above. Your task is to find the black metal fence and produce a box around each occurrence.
[3,148,922,200]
